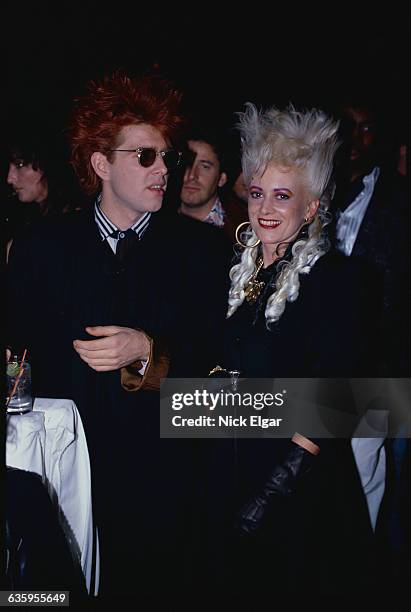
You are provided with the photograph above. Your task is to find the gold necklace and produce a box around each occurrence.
[244,257,265,303]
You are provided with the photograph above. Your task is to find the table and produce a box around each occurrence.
[6,398,99,595]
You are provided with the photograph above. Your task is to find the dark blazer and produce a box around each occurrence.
[334,170,409,375]
[6,206,231,599]
[7,208,231,390]
[223,251,382,378]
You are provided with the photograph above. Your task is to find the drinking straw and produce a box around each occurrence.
[6,349,28,408]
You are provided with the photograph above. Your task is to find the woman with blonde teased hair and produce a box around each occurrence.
[204,103,383,600]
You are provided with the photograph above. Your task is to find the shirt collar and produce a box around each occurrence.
[94,195,151,241]
[204,197,226,227]
[362,166,380,189]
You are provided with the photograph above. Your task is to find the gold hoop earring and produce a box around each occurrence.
[303,216,314,226]
[235,221,260,249]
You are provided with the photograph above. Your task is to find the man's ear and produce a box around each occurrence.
[218,172,228,188]
[91,152,110,181]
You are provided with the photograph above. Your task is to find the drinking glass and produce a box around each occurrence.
[6,358,33,414]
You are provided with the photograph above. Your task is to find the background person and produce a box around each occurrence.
[5,129,84,241]
[179,121,247,242]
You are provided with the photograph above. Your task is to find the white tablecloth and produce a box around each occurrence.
[6,397,99,595]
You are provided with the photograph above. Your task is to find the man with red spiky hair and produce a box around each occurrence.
[7,71,230,604]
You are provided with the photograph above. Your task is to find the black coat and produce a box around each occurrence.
[199,251,385,600]
[333,170,410,375]
[7,207,231,599]
[224,250,382,378]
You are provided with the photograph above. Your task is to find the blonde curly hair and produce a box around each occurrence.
[228,103,340,325]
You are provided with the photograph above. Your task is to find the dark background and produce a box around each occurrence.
[5,5,411,138]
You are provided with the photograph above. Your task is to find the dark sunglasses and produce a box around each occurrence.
[108,147,182,171]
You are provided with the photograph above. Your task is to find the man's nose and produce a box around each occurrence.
[186,163,199,181]
[7,164,17,184]
[350,124,363,144]
[152,155,168,175]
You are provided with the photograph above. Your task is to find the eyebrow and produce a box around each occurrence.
[125,145,161,150]
[196,158,215,165]
[250,185,293,193]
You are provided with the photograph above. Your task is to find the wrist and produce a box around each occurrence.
[140,333,151,361]
[292,432,320,455]
[138,331,151,362]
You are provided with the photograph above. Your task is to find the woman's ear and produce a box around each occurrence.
[91,152,110,181]
[306,198,320,221]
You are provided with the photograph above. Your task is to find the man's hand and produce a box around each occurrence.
[73,326,150,372]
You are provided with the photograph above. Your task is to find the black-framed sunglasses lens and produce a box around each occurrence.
[139,148,181,170]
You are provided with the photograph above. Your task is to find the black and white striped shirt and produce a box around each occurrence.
[94,197,151,372]
[94,197,151,254]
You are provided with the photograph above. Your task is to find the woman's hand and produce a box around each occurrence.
[234,438,318,535]
[235,495,268,535]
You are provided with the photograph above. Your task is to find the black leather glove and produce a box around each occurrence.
[235,441,317,535]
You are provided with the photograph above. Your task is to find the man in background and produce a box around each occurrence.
[180,123,247,242]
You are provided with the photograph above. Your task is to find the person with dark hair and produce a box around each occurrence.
[7,144,48,207]
[179,122,248,241]
[332,97,408,375]
[331,97,410,596]
[5,132,83,241]
[6,71,229,604]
